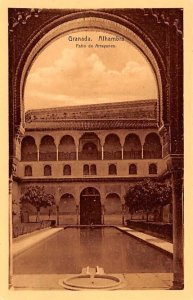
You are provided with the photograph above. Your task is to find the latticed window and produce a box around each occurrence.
[63,164,71,175]
[83,164,89,175]
[90,164,97,175]
[109,164,117,175]
[129,164,137,174]
[44,165,52,176]
[24,165,32,176]
[149,163,157,174]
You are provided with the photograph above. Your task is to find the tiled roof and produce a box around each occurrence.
[25,119,158,131]
[25,99,157,123]
[25,99,158,130]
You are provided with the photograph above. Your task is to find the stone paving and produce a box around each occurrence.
[12,227,63,257]
[12,273,173,290]
[117,227,173,254]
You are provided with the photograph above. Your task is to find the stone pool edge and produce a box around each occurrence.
[12,227,63,257]
[116,226,173,256]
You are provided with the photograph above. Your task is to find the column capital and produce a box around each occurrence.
[53,136,61,147]
[73,133,82,147]
[97,133,105,146]
[119,136,125,147]
[140,134,146,146]
[33,136,41,147]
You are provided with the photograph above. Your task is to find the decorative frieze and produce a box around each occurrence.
[15,124,25,143]
[143,8,183,34]
[9,9,42,32]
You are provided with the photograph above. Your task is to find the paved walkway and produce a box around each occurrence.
[12,227,63,257]
[117,227,173,254]
[12,273,172,290]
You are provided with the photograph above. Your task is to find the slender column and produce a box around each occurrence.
[53,136,60,161]
[76,146,79,160]
[76,205,79,225]
[102,205,105,225]
[36,138,41,161]
[119,137,125,160]
[56,205,59,226]
[140,135,145,159]
[56,147,59,161]
[37,147,40,161]
[99,135,105,160]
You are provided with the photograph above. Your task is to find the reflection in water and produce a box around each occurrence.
[13,227,173,274]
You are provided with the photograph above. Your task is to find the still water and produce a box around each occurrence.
[13,227,173,274]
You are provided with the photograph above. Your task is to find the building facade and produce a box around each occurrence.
[14,99,170,225]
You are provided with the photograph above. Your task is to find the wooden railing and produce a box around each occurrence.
[39,152,57,161]
[21,153,37,161]
[58,152,76,160]
[104,151,122,160]
[123,151,142,159]
[143,151,162,159]
[79,152,102,160]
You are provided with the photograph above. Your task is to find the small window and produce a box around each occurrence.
[109,164,117,175]
[149,163,157,174]
[83,164,89,175]
[24,165,32,176]
[129,164,137,175]
[90,164,97,175]
[44,165,52,176]
[63,164,71,175]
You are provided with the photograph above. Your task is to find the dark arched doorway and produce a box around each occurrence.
[80,187,101,225]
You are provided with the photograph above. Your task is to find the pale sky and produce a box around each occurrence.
[24,30,158,111]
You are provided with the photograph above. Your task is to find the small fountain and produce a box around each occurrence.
[59,266,124,290]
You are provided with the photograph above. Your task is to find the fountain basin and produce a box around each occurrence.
[59,267,124,290]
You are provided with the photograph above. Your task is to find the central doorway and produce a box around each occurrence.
[80,187,101,225]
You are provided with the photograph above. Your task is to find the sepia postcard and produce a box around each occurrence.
[0,0,193,300]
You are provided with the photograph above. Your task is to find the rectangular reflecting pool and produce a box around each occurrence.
[13,227,173,274]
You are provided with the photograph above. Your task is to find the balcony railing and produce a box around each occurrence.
[39,152,57,161]
[104,151,122,160]
[21,153,37,161]
[79,152,102,160]
[143,151,162,159]
[21,151,162,161]
[58,152,76,160]
[123,151,142,159]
